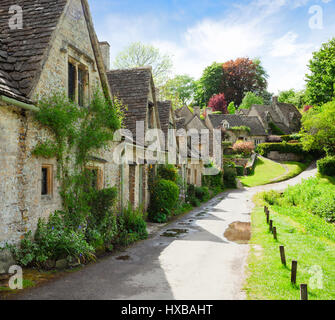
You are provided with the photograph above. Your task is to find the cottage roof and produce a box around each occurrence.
[107,67,155,139]
[157,101,173,139]
[0,0,68,103]
[208,114,267,136]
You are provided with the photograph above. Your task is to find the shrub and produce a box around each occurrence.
[11,212,95,267]
[157,164,178,183]
[149,179,180,223]
[281,134,302,142]
[235,165,244,176]
[262,190,281,205]
[317,156,335,176]
[256,142,305,157]
[208,93,228,113]
[223,163,237,188]
[202,170,224,191]
[122,204,148,241]
[232,141,254,157]
[195,186,210,202]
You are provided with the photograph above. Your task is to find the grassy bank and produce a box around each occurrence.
[245,177,335,300]
[239,158,308,187]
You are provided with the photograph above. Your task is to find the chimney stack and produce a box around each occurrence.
[272,96,278,105]
[193,106,200,117]
[99,41,110,71]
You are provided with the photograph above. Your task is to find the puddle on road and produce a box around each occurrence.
[116,255,131,261]
[178,222,191,226]
[224,222,251,244]
[161,229,189,238]
[196,212,207,217]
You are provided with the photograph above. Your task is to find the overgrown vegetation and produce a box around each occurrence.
[256,142,305,157]
[223,162,237,188]
[317,156,335,176]
[10,93,149,267]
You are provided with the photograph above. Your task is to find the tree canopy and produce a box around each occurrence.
[278,89,306,109]
[113,42,173,87]
[305,38,335,106]
[208,93,228,114]
[239,92,264,110]
[301,101,335,155]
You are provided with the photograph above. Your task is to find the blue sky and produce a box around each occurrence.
[88,0,335,93]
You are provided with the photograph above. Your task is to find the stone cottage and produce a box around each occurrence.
[0,0,121,245]
[205,113,268,146]
[107,67,163,211]
[246,97,302,134]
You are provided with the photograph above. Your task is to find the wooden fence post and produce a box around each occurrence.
[300,284,308,300]
[279,246,286,266]
[269,220,273,232]
[266,212,269,224]
[291,260,298,285]
[273,227,277,240]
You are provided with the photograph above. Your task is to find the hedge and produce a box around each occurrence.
[317,156,335,176]
[235,165,244,176]
[256,142,305,157]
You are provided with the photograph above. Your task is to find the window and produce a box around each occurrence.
[41,165,53,196]
[68,59,88,106]
[222,120,230,129]
[85,167,103,190]
[68,62,76,102]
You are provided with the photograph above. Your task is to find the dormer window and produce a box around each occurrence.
[68,58,89,107]
[222,120,230,129]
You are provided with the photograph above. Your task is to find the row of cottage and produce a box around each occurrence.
[0,0,301,246]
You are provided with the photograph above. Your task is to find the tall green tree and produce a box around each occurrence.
[278,89,306,109]
[113,42,173,86]
[194,62,224,107]
[239,92,264,110]
[301,101,335,155]
[160,75,196,108]
[305,38,335,106]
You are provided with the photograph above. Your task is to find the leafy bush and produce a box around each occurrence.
[235,165,244,176]
[157,165,178,183]
[262,190,281,205]
[208,93,228,113]
[256,142,305,157]
[202,170,224,191]
[122,204,148,240]
[232,141,254,157]
[149,179,180,223]
[11,212,95,267]
[281,134,302,142]
[223,162,237,188]
[195,186,210,202]
[317,156,335,176]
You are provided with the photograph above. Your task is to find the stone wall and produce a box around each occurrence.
[267,151,303,162]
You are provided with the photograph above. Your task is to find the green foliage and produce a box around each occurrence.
[281,134,302,142]
[256,142,305,157]
[317,156,335,176]
[160,75,196,108]
[228,102,236,114]
[11,212,95,267]
[278,89,306,109]
[149,179,180,223]
[202,170,224,191]
[235,165,244,176]
[223,162,237,188]
[268,122,285,135]
[195,186,210,202]
[113,42,173,87]
[157,164,178,183]
[121,204,148,242]
[305,38,335,106]
[262,190,281,205]
[239,92,264,110]
[32,140,58,158]
[301,100,335,155]
[263,177,335,223]
[194,62,224,107]
[185,184,201,207]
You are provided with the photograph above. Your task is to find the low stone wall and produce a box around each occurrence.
[223,158,249,167]
[267,151,303,162]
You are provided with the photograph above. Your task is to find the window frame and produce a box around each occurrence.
[85,166,103,190]
[41,164,53,198]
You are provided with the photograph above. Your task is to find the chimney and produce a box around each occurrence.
[193,106,200,117]
[206,107,212,117]
[272,96,278,105]
[99,41,110,71]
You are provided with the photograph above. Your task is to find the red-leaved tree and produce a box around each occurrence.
[208,93,228,114]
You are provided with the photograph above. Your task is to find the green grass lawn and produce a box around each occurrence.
[245,194,335,300]
[239,157,286,187]
[271,161,310,183]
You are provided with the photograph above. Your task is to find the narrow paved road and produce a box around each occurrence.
[15,163,317,300]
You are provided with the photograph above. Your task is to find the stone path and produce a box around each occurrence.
[13,162,317,300]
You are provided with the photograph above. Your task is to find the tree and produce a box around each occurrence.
[260,90,273,105]
[305,38,335,106]
[194,62,224,107]
[113,42,173,86]
[222,58,268,106]
[301,101,335,155]
[228,101,236,114]
[239,92,264,110]
[160,75,196,108]
[208,93,228,114]
[278,89,306,109]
